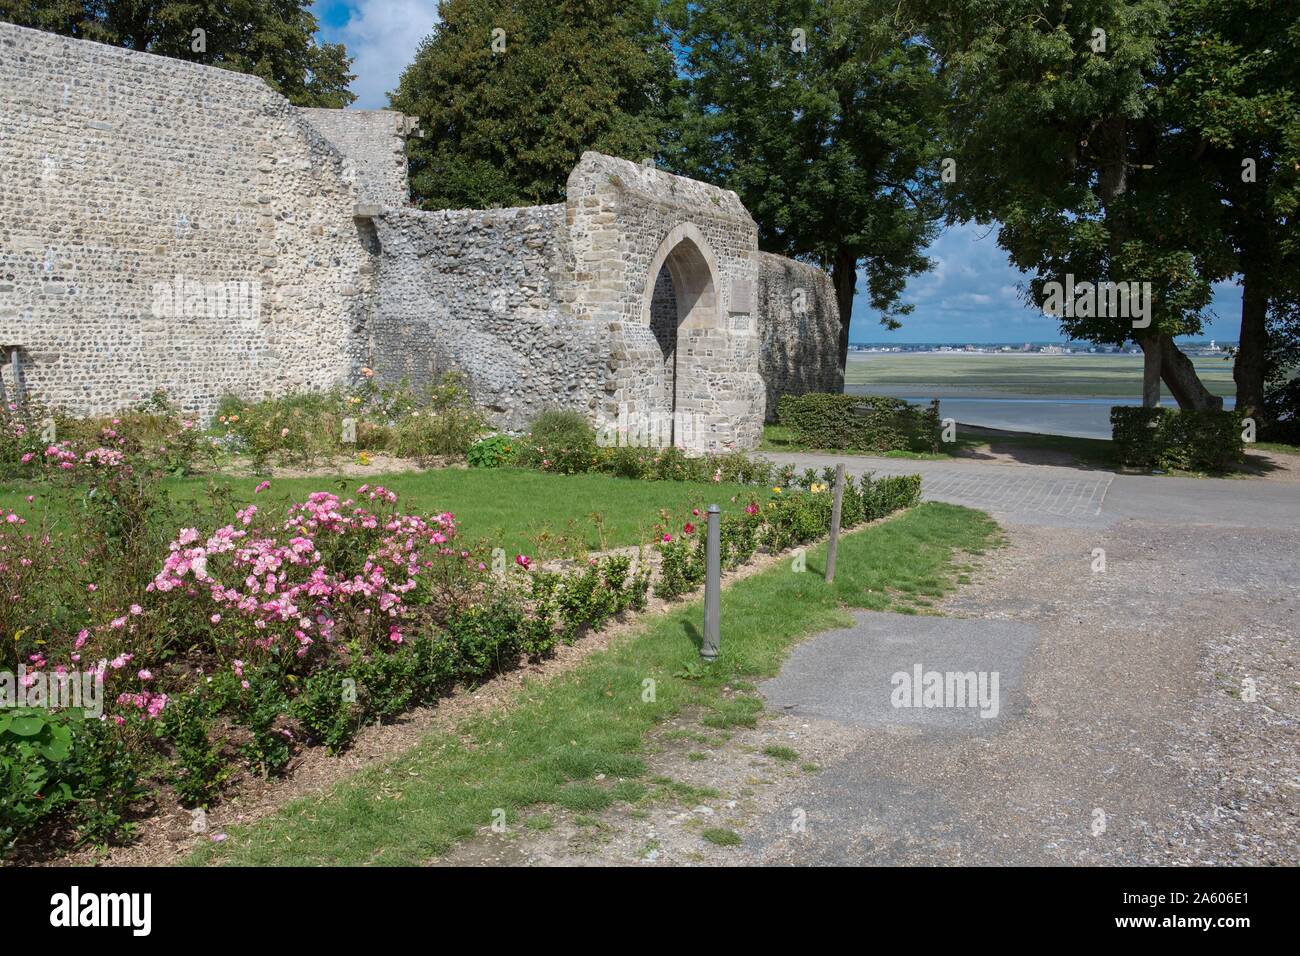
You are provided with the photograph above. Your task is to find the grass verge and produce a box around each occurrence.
[191,501,1000,866]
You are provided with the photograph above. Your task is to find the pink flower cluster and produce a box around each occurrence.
[151,486,460,658]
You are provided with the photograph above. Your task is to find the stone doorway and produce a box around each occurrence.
[644,229,720,448]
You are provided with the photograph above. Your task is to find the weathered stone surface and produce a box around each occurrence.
[0,22,841,451]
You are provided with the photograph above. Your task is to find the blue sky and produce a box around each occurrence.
[313,1,1245,345]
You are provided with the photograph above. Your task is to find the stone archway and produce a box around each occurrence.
[641,224,722,447]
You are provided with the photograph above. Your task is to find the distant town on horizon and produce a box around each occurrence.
[849,339,1236,356]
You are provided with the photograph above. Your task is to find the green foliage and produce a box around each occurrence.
[161,693,227,809]
[1110,406,1244,471]
[0,0,356,107]
[67,716,146,844]
[777,393,939,453]
[467,434,518,468]
[652,472,922,600]
[289,668,359,755]
[0,707,75,853]
[514,409,599,474]
[391,0,675,208]
[235,676,293,778]
[213,374,483,469]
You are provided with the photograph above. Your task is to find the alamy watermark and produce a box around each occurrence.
[1041,274,1151,328]
[890,664,1000,719]
[2,666,104,718]
[596,405,708,449]
[150,274,261,321]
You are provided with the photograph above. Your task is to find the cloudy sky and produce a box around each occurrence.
[312,0,1244,345]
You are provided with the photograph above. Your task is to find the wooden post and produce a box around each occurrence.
[825,463,846,584]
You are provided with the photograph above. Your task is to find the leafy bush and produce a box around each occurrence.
[514,409,599,474]
[0,708,76,854]
[777,393,940,453]
[289,668,359,754]
[467,434,517,468]
[1110,407,1244,471]
[213,373,483,469]
[161,693,227,808]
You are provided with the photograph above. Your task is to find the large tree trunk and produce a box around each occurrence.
[1140,336,1162,407]
[1160,333,1223,410]
[830,246,857,376]
[1235,268,1269,422]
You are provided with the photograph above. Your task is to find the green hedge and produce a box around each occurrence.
[777,393,940,453]
[1110,406,1244,471]
[653,471,923,600]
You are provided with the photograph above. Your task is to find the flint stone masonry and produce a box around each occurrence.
[297,108,413,209]
[0,21,379,417]
[0,22,841,451]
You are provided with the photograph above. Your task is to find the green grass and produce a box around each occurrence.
[762,744,799,762]
[0,467,754,560]
[844,351,1237,399]
[190,501,1000,866]
[701,827,743,847]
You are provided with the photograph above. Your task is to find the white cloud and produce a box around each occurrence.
[324,0,440,109]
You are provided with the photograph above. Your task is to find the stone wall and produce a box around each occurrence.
[756,252,843,419]
[0,21,377,418]
[371,203,607,430]
[298,108,413,209]
[0,23,843,448]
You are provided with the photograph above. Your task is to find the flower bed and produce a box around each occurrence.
[1,477,648,857]
[653,468,923,599]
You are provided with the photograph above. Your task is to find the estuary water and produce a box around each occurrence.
[845,387,1238,440]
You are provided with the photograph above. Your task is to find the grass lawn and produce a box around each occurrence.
[191,501,1000,866]
[0,467,755,560]
[760,422,1115,467]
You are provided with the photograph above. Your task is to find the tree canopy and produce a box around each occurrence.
[664,0,944,370]
[0,0,355,107]
[391,0,676,209]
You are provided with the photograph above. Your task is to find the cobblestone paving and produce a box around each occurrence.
[761,453,1113,522]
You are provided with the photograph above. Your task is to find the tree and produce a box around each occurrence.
[664,0,944,371]
[391,0,677,209]
[1158,0,1300,422]
[924,0,1224,408]
[0,0,355,107]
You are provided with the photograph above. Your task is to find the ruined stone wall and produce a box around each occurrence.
[298,108,412,209]
[0,22,376,418]
[756,252,843,420]
[0,23,841,441]
[371,203,607,430]
[564,153,767,450]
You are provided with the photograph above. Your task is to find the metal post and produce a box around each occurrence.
[825,463,846,584]
[8,348,20,401]
[702,503,721,660]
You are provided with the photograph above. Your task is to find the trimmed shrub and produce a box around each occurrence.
[777,393,940,453]
[514,409,599,474]
[1110,407,1243,472]
[652,471,923,600]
